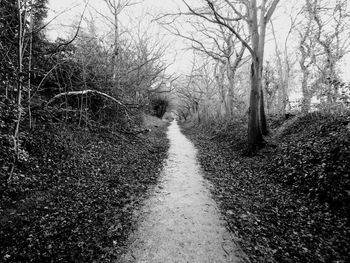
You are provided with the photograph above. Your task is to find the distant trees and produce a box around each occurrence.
[179,0,280,153]
[161,12,248,118]
[310,0,350,103]
[171,0,350,152]
[175,59,220,124]
[298,10,316,114]
[262,61,279,114]
[270,13,298,116]
[297,0,350,112]
[2,0,350,161]
[259,0,350,115]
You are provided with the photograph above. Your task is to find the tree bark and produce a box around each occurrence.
[247,0,273,153]
[301,66,311,114]
[14,0,25,155]
[260,86,268,135]
[248,58,264,153]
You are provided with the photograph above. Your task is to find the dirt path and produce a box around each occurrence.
[120,121,246,263]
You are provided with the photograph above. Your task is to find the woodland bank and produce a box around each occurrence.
[0,114,169,262]
[182,111,350,263]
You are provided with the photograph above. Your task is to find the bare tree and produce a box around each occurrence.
[13,0,27,167]
[298,12,316,113]
[10,0,40,180]
[308,0,350,103]
[159,14,248,117]
[270,11,299,116]
[296,0,350,112]
[183,0,280,153]
[102,0,141,85]
[176,58,219,123]
[262,61,279,113]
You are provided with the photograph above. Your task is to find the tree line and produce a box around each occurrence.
[160,0,350,154]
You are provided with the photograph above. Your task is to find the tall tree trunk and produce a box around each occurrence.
[14,0,25,150]
[227,79,234,117]
[277,79,288,115]
[215,63,227,117]
[301,88,312,114]
[11,0,26,181]
[28,2,33,129]
[112,11,119,84]
[260,86,268,135]
[271,20,290,116]
[226,44,245,116]
[248,58,264,153]
[226,64,236,117]
[300,62,311,113]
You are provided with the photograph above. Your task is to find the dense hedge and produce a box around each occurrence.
[267,112,350,215]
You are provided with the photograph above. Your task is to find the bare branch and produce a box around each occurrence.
[183,0,254,55]
[264,0,280,24]
[47,90,126,108]
[52,0,90,54]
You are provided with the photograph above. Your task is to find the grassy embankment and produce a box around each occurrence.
[0,114,169,262]
[182,111,350,263]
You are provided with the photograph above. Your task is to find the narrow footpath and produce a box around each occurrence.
[120,121,247,263]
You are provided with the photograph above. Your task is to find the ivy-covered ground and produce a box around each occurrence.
[0,115,169,262]
[182,111,350,263]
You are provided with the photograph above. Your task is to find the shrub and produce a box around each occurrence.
[267,111,350,215]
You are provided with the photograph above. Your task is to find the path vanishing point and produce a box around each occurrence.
[120,121,247,263]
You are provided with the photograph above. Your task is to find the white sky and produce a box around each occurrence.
[46,0,350,81]
[46,0,192,75]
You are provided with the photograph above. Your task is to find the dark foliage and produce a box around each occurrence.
[0,96,18,184]
[151,97,169,118]
[0,1,19,94]
[267,114,289,131]
[0,0,49,100]
[266,112,350,216]
[0,118,169,262]
[206,115,248,154]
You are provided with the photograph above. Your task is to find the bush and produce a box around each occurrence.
[267,111,350,215]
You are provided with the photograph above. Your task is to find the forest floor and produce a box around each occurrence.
[181,112,350,263]
[0,115,169,262]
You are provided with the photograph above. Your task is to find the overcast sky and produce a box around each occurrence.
[46,0,192,75]
[46,0,350,81]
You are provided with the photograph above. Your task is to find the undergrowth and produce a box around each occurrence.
[182,110,350,263]
[267,111,350,216]
[0,114,169,262]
